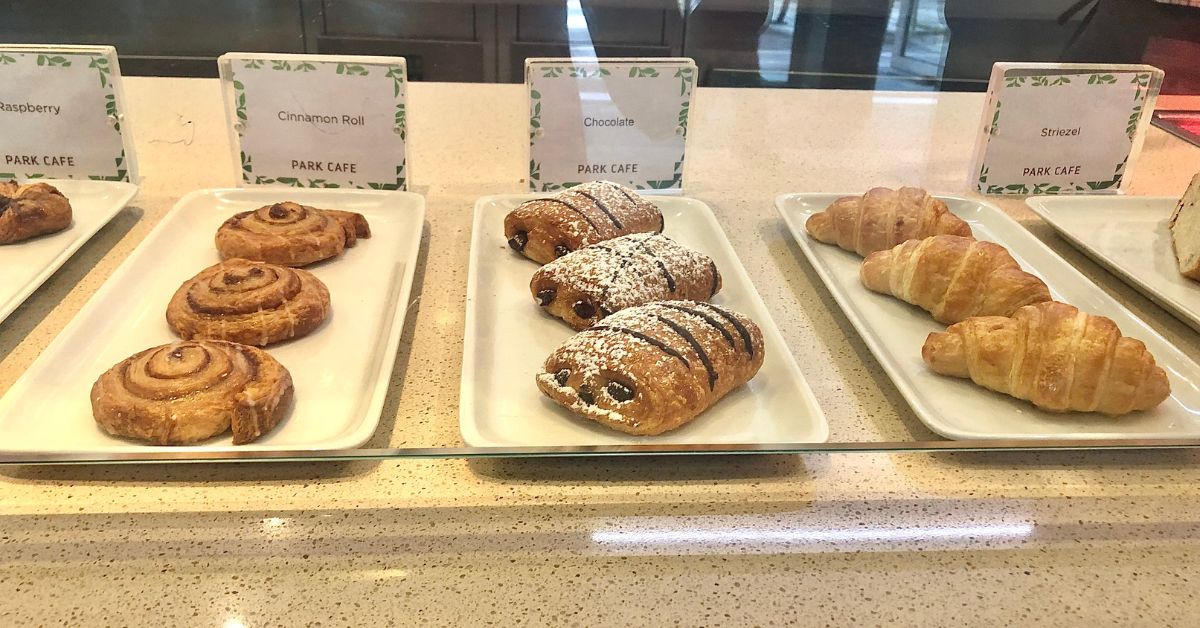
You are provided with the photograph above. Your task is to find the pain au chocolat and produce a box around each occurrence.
[530,233,721,330]
[536,301,765,435]
[90,340,293,445]
[0,181,73,244]
[504,181,663,264]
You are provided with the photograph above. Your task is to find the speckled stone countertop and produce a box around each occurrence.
[1,79,1199,625]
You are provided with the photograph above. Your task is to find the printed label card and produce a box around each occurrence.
[0,44,135,181]
[971,62,1163,195]
[526,58,696,193]
[219,53,407,190]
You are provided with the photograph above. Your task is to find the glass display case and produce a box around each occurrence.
[3,3,1200,626]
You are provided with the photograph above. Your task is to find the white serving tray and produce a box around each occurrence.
[461,194,829,447]
[1025,195,1200,332]
[0,188,424,453]
[777,192,1200,440]
[1,179,138,326]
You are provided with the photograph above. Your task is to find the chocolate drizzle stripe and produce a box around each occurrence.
[593,325,689,368]
[660,303,734,348]
[613,185,646,209]
[575,189,624,230]
[654,313,718,390]
[541,198,600,232]
[698,303,754,358]
[595,236,661,312]
[708,260,720,298]
[655,259,676,292]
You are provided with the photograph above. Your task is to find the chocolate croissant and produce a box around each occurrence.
[537,301,765,435]
[166,259,331,346]
[215,202,370,267]
[860,235,1051,324]
[0,181,73,244]
[530,233,721,330]
[90,340,294,445]
[806,186,972,256]
[923,301,1171,415]
[505,181,663,264]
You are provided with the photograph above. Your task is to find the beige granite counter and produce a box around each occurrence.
[1,79,1199,625]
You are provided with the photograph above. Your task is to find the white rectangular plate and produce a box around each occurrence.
[1025,195,1200,332]
[777,193,1200,440]
[0,188,424,453]
[1,179,138,325]
[461,194,829,447]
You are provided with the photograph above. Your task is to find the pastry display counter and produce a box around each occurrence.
[2,79,1200,623]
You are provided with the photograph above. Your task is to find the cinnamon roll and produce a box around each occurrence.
[0,181,73,244]
[91,340,294,445]
[215,201,369,266]
[166,259,331,346]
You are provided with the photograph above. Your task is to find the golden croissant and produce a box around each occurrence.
[861,235,1052,324]
[922,302,1171,415]
[805,186,972,256]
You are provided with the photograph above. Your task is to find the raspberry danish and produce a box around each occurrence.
[0,181,73,244]
[91,340,294,445]
[166,259,331,346]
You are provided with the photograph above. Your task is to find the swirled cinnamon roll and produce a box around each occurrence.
[90,340,294,445]
[0,181,73,244]
[167,259,331,346]
[215,201,369,266]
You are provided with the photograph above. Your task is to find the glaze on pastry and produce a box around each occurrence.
[90,340,293,445]
[805,186,972,256]
[166,259,331,346]
[923,301,1171,415]
[215,201,369,266]
[0,181,73,244]
[860,235,1051,324]
[504,181,663,264]
[530,233,721,330]
[537,301,765,435]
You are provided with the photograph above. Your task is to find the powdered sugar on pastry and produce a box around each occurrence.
[536,301,765,435]
[531,233,722,330]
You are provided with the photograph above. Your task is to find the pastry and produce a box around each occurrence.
[922,301,1171,415]
[537,301,765,435]
[215,201,369,266]
[91,340,294,445]
[0,181,73,244]
[504,181,663,264]
[166,259,331,346]
[325,209,372,247]
[805,186,972,256]
[860,235,1051,324]
[1168,171,1200,280]
[530,233,722,330]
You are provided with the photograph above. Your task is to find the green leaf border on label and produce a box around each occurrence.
[2,50,129,181]
[980,70,1151,196]
[527,61,694,191]
[232,58,406,190]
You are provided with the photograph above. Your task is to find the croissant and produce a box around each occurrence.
[806,186,972,256]
[922,301,1171,415]
[860,235,1051,324]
